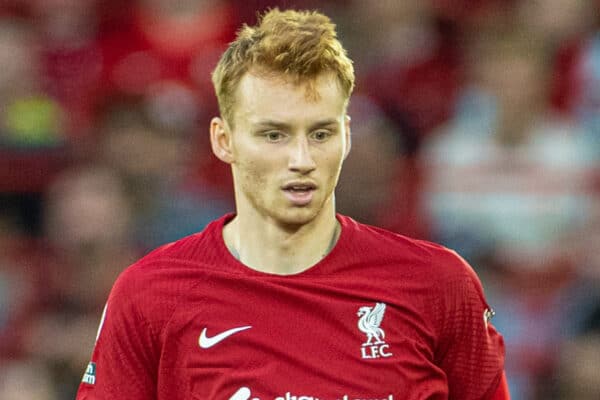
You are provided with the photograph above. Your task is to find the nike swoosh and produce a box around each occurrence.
[199,326,252,349]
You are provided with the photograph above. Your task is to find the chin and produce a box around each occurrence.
[272,207,321,228]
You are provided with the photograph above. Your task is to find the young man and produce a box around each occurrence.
[76,9,508,400]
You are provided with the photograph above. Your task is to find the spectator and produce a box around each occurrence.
[419,26,599,399]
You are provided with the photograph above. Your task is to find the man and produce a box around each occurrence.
[76,9,508,400]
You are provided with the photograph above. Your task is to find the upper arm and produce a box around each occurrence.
[490,372,511,400]
[435,251,506,400]
[76,269,160,399]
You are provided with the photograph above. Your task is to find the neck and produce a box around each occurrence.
[223,207,340,275]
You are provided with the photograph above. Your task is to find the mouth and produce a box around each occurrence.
[281,181,317,206]
[282,182,317,191]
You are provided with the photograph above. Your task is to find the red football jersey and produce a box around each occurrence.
[76,214,504,400]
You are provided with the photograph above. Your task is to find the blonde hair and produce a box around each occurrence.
[211,8,355,125]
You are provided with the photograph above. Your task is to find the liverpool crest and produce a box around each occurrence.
[357,302,392,359]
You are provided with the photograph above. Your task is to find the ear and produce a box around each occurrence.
[210,117,234,164]
[343,114,352,160]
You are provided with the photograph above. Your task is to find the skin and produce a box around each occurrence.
[210,70,351,274]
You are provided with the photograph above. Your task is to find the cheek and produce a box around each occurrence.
[238,158,271,190]
[325,152,345,179]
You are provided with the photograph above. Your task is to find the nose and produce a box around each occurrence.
[288,136,316,174]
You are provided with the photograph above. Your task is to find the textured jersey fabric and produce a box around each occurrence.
[76,214,504,400]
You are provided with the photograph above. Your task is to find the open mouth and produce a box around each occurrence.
[282,182,316,191]
[282,182,317,205]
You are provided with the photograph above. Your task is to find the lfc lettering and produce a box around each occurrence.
[360,344,393,359]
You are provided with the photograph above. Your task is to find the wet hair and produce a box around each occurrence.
[211,8,355,125]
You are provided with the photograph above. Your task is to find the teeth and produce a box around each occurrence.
[284,184,314,191]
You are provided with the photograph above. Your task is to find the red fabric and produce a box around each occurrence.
[76,214,504,399]
[490,372,510,400]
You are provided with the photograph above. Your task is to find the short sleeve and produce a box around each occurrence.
[76,267,160,400]
[435,250,505,400]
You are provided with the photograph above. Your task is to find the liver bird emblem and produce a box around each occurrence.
[357,303,387,346]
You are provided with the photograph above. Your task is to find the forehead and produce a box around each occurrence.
[232,71,347,126]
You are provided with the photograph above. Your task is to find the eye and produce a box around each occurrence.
[311,129,331,141]
[264,131,284,142]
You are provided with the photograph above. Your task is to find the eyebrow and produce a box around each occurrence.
[253,119,339,130]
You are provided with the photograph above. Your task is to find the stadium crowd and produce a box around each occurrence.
[0,0,599,399]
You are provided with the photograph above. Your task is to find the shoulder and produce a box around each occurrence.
[339,214,473,278]
[338,216,480,290]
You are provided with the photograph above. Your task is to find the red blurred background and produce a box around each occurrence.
[0,1,599,399]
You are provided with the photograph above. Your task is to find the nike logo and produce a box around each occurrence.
[199,325,252,348]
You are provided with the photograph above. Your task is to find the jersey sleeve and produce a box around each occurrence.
[76,265,160,400]
[490,372,511,400]
[434,250,505,400]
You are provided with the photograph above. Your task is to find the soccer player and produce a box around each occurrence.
[76,9,509,400]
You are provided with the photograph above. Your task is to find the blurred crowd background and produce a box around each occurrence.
[0,0,599,399]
